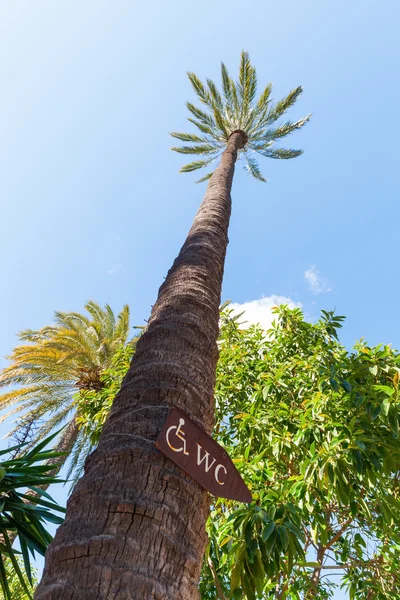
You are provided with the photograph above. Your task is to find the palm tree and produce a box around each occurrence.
[34,53,310,599]
[0,301,131,483]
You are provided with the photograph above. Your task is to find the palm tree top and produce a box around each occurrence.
[171,51,311,182]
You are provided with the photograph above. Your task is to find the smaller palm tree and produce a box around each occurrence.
[171,51,310,182]
[0,301,132,481]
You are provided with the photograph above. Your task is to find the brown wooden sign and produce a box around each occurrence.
[155,407,252,503]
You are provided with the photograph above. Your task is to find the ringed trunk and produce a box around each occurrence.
[35,132,245,600]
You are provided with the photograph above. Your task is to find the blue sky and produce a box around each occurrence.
[1,1,399,596]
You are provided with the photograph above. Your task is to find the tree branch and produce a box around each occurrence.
[325,517,353,550]
[207,555,227,600]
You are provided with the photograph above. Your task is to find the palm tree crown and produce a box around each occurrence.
[171,51,311,182]
[0,301,132,479]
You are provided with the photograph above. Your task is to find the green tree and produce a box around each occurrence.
[74,306,400,599]
[0,301,132,482]
[199,306,400,599]
[0,434,65,600]
[76,345,135,448]
[35,53,309,600]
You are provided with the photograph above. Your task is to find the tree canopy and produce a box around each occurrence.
[77,305,400,599]
[171,51,311,182]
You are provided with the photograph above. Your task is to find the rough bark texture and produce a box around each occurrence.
[35,132,245,600]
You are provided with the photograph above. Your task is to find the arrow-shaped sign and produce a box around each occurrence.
[155,407,251,503]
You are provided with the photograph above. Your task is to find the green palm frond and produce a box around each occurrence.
[196,172,214,184]
[170,132,211,143]
[266,86,304,123]
[187,117,214,136]
[180,158,216,173]
[259,147,304,160]
[171,143,219,155]
[206,78,225,115]
[0,433,65,600]
[186,103,215,129]
[243,153,267,182]
[114,305,130,345]
[187,72,213,107]
[171,51,311,182]
[256,82,273,112]
[220,62,236,119]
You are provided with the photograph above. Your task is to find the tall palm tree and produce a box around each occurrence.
[0,301,131,482]
[35,53,310,600]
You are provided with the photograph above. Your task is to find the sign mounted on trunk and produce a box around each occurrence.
[155,407,252,503]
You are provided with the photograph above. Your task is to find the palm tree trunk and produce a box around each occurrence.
[35,131,245,600]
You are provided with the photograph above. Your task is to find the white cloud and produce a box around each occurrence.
[304,266,331,294]
[229,295,302,331]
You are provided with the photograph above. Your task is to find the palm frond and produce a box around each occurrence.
[220,62,235,115]
[115,305,131,344]
[265,86,304,124]
[0,434,65,599]
[212,105,229,140]
[196,172,214,183]
[243,153,267,182]
[206,78,224,111]
[262,114,311,141]
[171,143,219,155]
[238,51,257,127]
[260,147,304,159]
[180,159,215,173]
[187,117,214,136]
[84,300,108,328]
[170,132,211,143]
[187,72,212,106]
[186,103,216,128]
[256,82,273,112]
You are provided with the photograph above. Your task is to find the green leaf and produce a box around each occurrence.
[231,563,242,592]
[262,521,275,542]
[373,384,394,396]
[382,398,391,416]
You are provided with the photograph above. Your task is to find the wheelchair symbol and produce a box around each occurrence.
[166,418,190,456]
